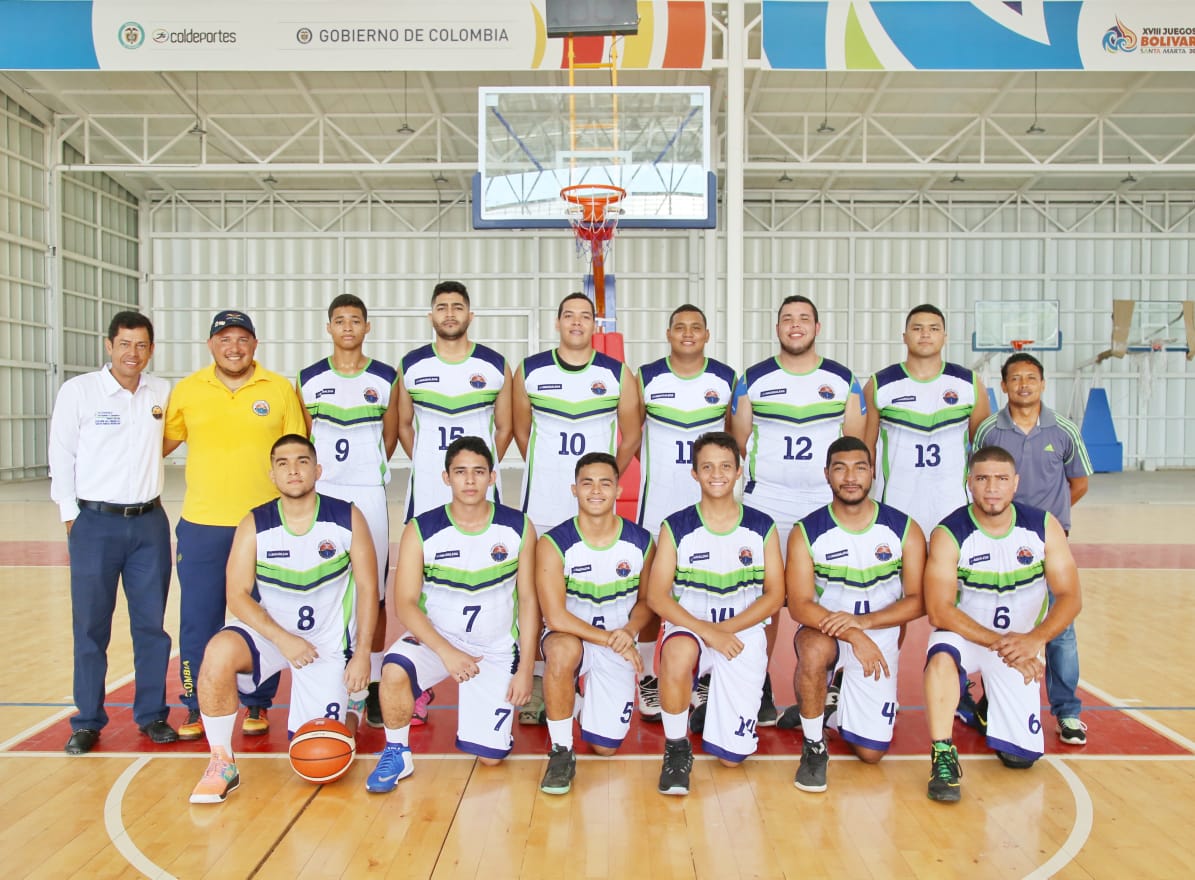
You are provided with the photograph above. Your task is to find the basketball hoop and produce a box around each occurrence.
[1010,339,1035,351]
[561,183,625,320]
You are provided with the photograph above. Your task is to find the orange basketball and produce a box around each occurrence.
[288,718,355,784]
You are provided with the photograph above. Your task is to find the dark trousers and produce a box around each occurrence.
[69,505,172,730]
[176,518,278,711]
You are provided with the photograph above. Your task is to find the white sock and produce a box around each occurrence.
[385,724,411,747]
[801,714,824,744]
[202,712,236,758]
[638,642,656,678]
[662,709,688,740]
[370,651,383,682]
[546,717,574,750]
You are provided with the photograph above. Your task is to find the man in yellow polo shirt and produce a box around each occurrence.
[165,310,306,739]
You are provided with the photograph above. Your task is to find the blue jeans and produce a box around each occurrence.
[1045,591,1082,719]
[176,518,278,712]
[69,505,172,730]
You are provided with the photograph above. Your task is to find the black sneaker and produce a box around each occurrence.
[658,738,694,796]
[776,704,802,730]
[757,675,778,727]
[995,750,1037,770]
[366,681,384,729]
[794,738,829,792]
[955,680,988,734]
[688,674,710,734]
[927,743,962,803]
[539,745,576,795]
[1057,717,1087,745]
[824,670,842,728]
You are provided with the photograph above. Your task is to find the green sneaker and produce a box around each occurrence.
[927,742,962,803]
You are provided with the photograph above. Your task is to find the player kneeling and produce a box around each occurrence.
[923,446,1082,802]
[366,436,539,793]
[536,453,655,794]
[190,435,377,804]
[785,436,925,792]
[647,432,785,795]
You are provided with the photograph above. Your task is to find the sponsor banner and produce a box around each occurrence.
[762,0,1195,70]
[0,0,709,70]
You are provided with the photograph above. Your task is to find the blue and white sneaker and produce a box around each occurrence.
[366,743,414,793]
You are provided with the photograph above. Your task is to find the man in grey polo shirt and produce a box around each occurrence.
[973,352,1094,745]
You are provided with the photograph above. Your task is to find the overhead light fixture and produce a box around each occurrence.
[262,174,277,185]
[189,72,206,137]
[950,172,965,184]
[1025,71,1045,135]
[778,171,793,183]
[817,71,835,134]
[433,172,449,184]
[397,70,414,135]
[1121,155,1137,184]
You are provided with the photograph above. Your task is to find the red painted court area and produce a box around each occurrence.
[13,618,1189,759]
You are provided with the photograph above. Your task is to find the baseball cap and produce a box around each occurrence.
[209,310,256,338]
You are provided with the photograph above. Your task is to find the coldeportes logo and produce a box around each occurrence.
[118,22,145,49]
[1103,17,1138,53]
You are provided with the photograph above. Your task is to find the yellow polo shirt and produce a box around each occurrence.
[165,361,306,526]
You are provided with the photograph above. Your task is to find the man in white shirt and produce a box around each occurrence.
[49,311,177,754]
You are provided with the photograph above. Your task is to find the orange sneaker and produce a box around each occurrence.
[178,709,204,741]
[190,747,239,804]
[241,706,269,736]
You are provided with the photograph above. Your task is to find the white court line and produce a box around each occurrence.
[1024,756,1094,880]
[1079,678,1195,754]
[104,756,177,880]
[0,668,141,752]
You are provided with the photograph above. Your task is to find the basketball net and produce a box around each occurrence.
[562,184,625,319]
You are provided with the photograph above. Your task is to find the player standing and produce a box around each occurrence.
[922,446,1082,802]
[298,293,398,728]
[863,304,990,536]
[647,432,785,796]
[189,435,377,803]
[785,436,925,792]
[366,436,539,792]
[536,452,655,794]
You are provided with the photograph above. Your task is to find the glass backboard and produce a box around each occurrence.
[972,300,1062,352]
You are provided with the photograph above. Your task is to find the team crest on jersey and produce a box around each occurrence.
[738,547,754,565]
[150,405,163,420]
[317,539,336,559]
[616,560,632,578]
[817,385,835,400]
[942,389,960,405]
[490,543,509,562]
[1016,546,1035,566]
[704,389,721,405]
[590,380,607,396]
[363,387,379,403]
[469,373,487,389]
[253,400,271,416]
[875,543,894,562]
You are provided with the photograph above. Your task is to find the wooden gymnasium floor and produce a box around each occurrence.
[1,468,1193,879]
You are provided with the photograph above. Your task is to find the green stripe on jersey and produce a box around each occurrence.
[257,555,350,589]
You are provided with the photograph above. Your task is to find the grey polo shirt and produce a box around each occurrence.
[973,404,1093,531]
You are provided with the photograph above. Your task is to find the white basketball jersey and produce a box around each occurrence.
[401,342,507,519]
[663,504,774,626]
[253,494,357,654]
[936,503,1050,634]
[741,356,858,521]
[519,349,624,530]
[637,356,736,535]
[299,358,397,487]
[543,517,652,633]
[874,362,980,533]
[413,502,529,649]
[798,502,912,615]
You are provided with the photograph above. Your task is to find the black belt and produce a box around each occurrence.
[78,498,160,517]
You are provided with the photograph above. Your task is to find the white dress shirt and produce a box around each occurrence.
[49,364,171,522]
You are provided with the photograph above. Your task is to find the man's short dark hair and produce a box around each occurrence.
[905,304,945,328]
[328,293,367,321]
[271,433,317,459]
[778,294,819,324]
[969,445,1017,471]
[825,435,871,468]
[445,435,493,471]
[668,304,707,327]
[575,451,619,480]
[692,431,740,468]
[557,292,595,319]
[107,310,154,344]
[1001,352,1045,382]
[432,281,470,308]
